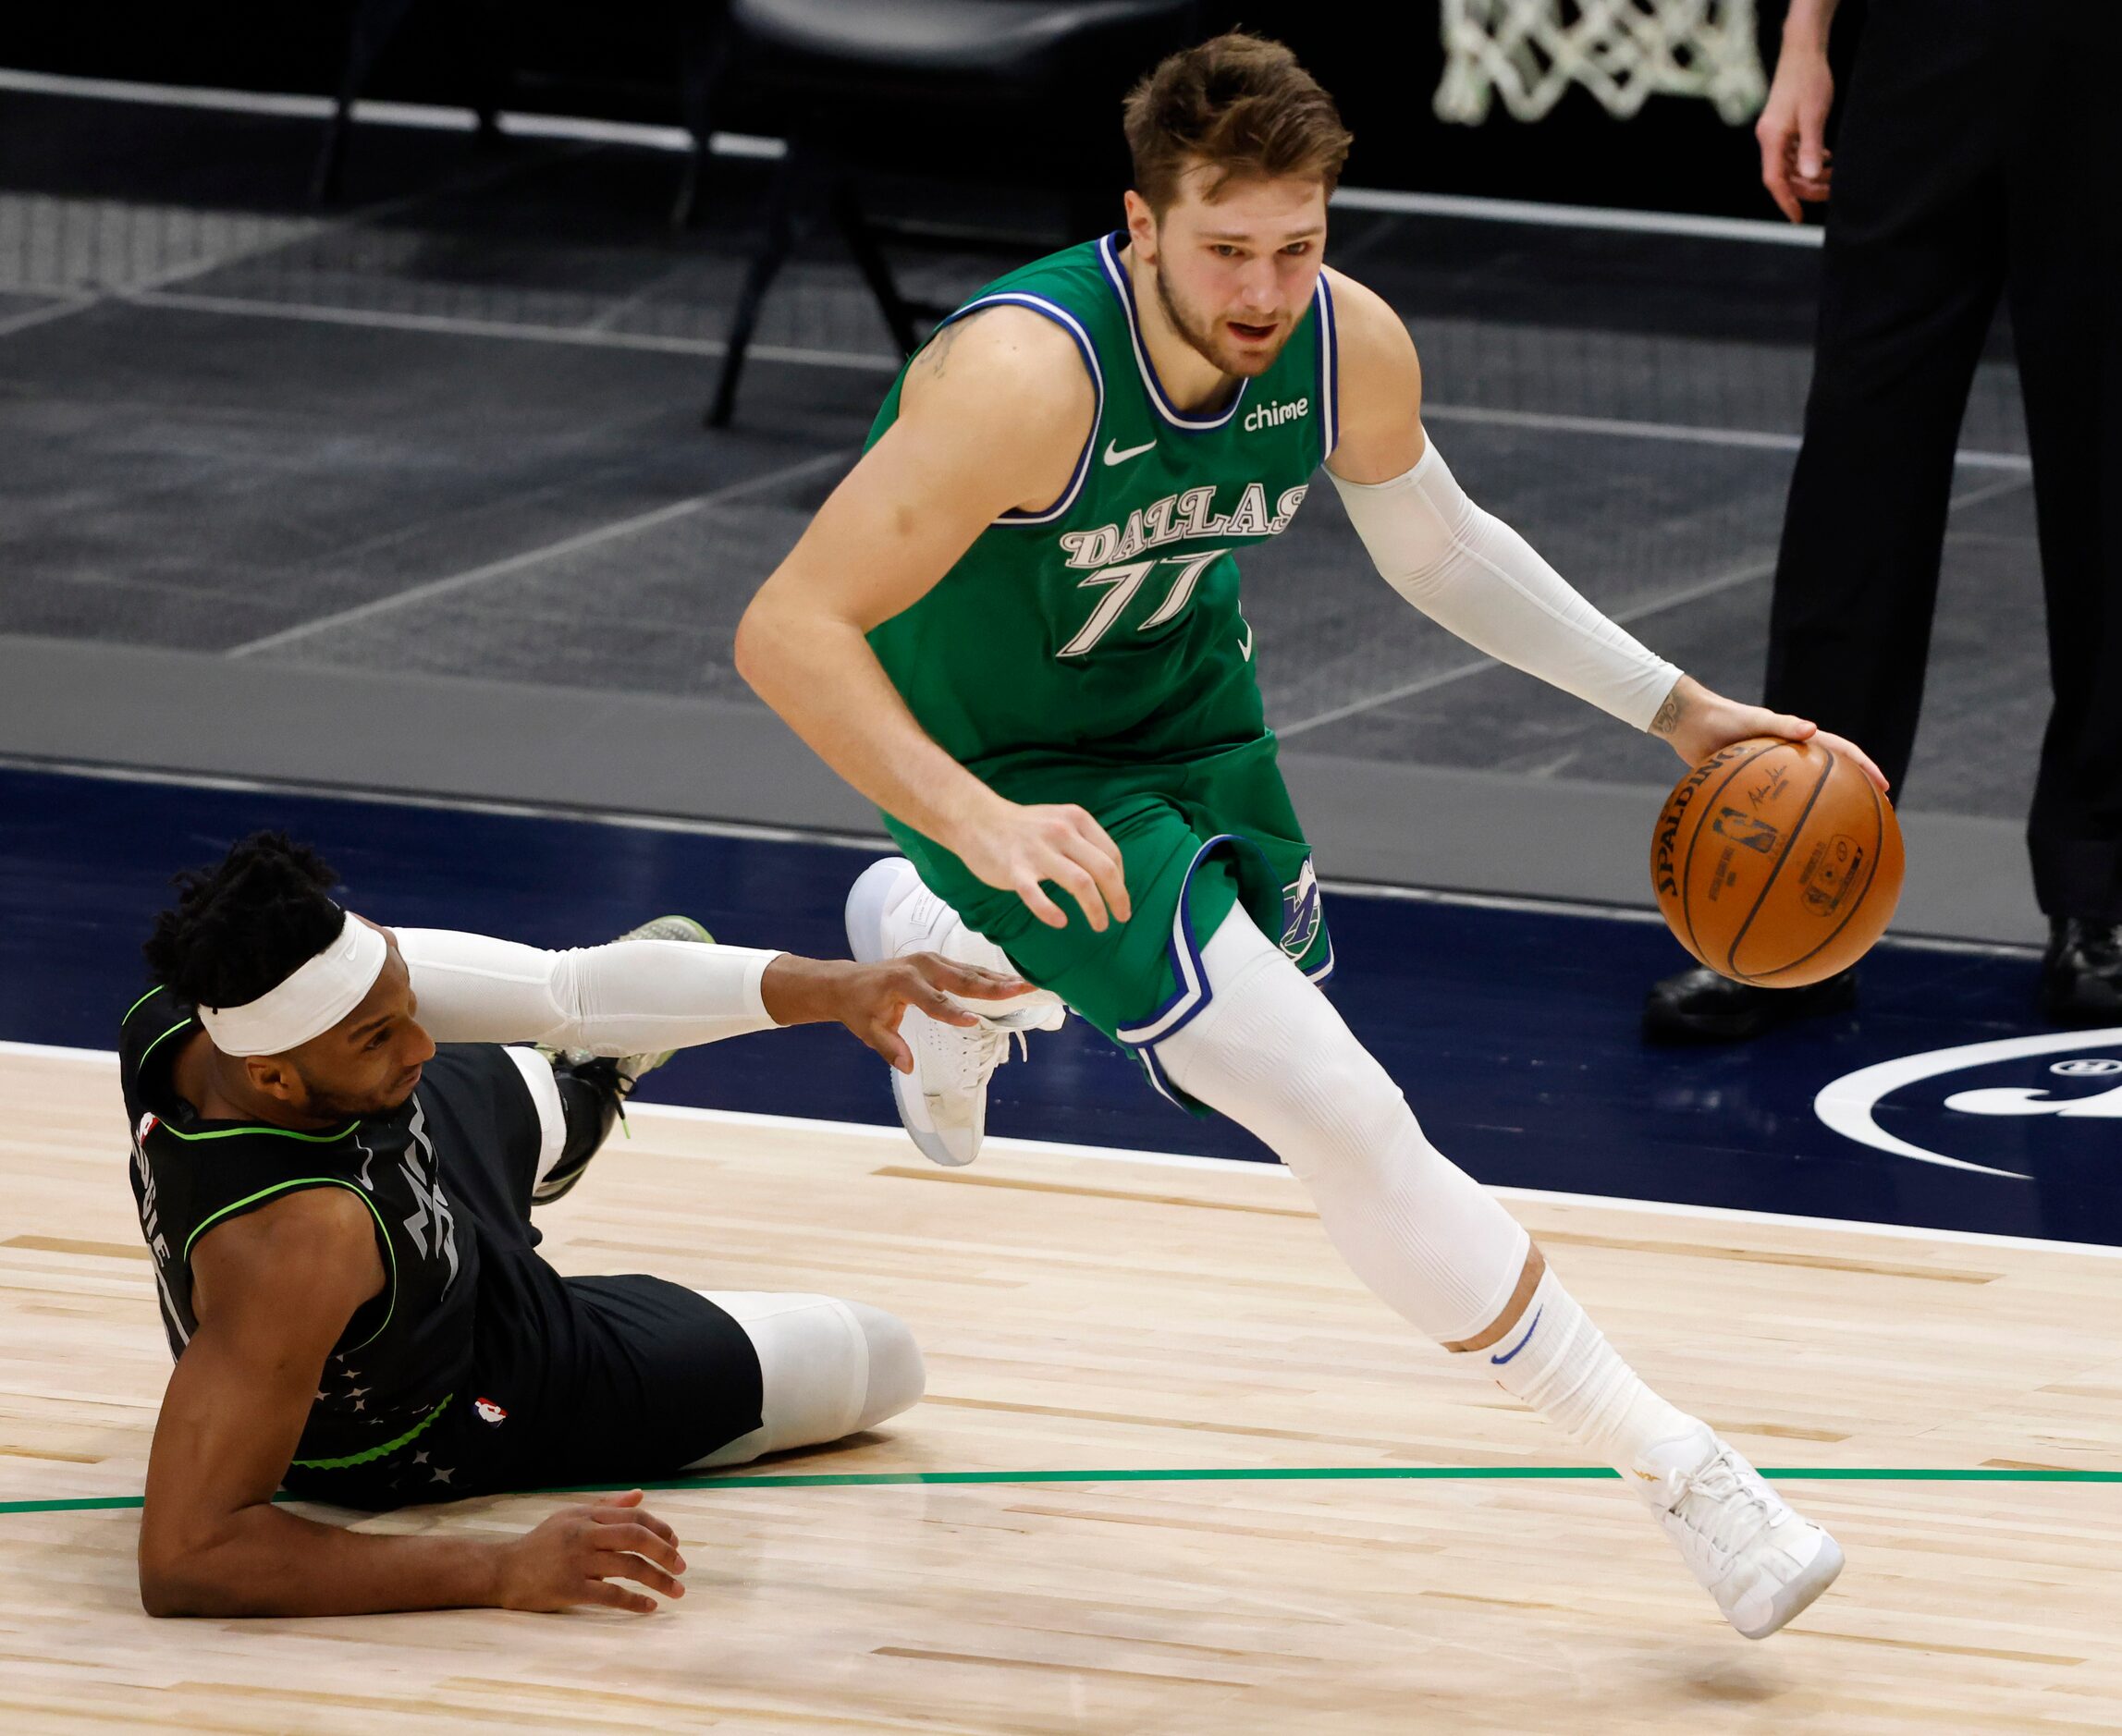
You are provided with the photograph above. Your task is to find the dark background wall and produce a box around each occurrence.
[0,2,1860,220]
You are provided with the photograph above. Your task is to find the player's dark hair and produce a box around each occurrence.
[141,832,347,1009]
[1122,32,1353,214]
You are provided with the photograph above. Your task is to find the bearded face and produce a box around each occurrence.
[1131,168,1329,381]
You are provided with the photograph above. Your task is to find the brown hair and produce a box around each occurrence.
[1122,32,1353,214]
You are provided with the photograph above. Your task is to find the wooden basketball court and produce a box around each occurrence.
[4,1045,2118,1732]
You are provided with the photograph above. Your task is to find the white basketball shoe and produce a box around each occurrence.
[844,857,1064,1168]
[1633,1422,1845,1638]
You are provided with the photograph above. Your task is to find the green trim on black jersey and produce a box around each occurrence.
[136,1017,194,1071]
[183,1177,399,1352]
[122,985,163,1024]
[288,1393,453,1472]
[160,1116,362,1144]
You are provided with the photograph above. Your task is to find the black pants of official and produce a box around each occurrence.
[1764,0,2122,920]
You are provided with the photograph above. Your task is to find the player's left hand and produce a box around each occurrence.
[1653,676,1889,795]
[761,952,1031,1070]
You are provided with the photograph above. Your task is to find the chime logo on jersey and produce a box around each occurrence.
[1243,395,1308,433]
[1281,859,1322,960]
[1056,481,1310,570]
[1814,1026,2122,1177]
[474,1396,508,1425]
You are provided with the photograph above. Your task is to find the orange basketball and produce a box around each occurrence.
[1650,736,1904,986]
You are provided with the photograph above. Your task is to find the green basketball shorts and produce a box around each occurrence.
[882,734,1332,1112]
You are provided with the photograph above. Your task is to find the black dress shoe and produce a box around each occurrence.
[2040,918,2122,1026]
[1642,964,1859,1044]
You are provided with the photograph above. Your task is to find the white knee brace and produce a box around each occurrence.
[684,1292,926,1469]
[1154,909,1528,1346]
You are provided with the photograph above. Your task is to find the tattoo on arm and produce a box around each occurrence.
[1649,685,1684,738]
[912,318,965,382]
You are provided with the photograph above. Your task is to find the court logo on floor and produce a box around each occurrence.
[1814,1027,2122,1178]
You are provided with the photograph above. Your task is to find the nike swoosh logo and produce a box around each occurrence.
[1238,619,1255,662]
[1489,1305,1542,1365]
[1103,438,1157,466]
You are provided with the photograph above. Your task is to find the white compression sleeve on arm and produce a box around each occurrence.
[393,927,781,1051]
[1329,439,1682,729]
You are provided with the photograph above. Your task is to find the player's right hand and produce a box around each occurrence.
[496,1488,687,1614]
[957,801,1131,932]
[1756,42,1834,223]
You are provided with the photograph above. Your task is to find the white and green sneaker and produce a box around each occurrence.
[534,913,711,1204]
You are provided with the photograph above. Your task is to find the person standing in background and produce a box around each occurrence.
[1645,0,2122,1040]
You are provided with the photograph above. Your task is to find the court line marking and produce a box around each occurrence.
[1420,403,2030,471]
[2,1464,2113,1518]
[0,66,786,160]
[0,1041,2109,1257]
[1331,185,1821,248]
[1277,471,2037,739]
[0,752,2045,958]
[5,67,1821,245]
[127,288,902,373]
[226,447,851,657]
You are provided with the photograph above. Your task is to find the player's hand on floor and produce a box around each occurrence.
[955,800,1131,931]
[836,952,1031,1072]
[497,1489,687,1615]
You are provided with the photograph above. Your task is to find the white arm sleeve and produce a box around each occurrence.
[1328,438,1683,730]
[394,928,781,1051]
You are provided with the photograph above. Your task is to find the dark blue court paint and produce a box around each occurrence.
[6,766,2114,1247]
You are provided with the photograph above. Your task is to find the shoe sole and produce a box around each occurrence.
[1740,1532,1846,1640]
[844,859,968,1168]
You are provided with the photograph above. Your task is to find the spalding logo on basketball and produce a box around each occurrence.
[1651,736,1905,985]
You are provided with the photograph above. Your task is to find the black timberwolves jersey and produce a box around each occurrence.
[120,986,479,1473]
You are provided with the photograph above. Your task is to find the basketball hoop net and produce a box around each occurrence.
[1434,0,1767,125]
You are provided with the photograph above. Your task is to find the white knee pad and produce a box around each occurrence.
[684,1292,926,1469]
[1155,908,1527,1345]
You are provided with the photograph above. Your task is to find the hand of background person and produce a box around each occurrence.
[496,1490,687,1614]
[951,799,1132,932]
[1652,675,1889,794]
[1756,40,1835,222]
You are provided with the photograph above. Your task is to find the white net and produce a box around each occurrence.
[1435,0,1767,126]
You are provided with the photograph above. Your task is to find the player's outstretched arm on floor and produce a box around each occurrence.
[1320,271,1886,790]
[136,1188,685,1618]
[733,309,1130,932]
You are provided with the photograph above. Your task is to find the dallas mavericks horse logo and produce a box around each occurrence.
[1281,859,1321,960]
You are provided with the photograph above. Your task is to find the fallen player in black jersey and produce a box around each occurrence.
[124,831,1022,1619]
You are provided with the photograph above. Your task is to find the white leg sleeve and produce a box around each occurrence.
[1154,907,1528,1345]
[499,1045,570,1186]
[394,927,781,1052]
[683,1292,926,1469]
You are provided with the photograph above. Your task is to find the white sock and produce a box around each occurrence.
[1481,1266,1699,1473]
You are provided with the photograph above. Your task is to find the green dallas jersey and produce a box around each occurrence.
[864,229,1338,787]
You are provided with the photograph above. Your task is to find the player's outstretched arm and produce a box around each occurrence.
[137,1189,685,1618]
[733,310,1132,931]
[1320,271,1886,790]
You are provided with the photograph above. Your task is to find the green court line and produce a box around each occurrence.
[4,1463,2118,1517]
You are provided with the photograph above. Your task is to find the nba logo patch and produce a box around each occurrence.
[134,1111,158,1142]
[1280,859,1322,960]
[473,1396,508,1426]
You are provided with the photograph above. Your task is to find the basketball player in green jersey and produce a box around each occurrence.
[738,34,1888,1639]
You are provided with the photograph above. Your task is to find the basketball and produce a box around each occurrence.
[1650,736,1905,986]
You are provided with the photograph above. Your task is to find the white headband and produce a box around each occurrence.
[197,913,389,1057]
